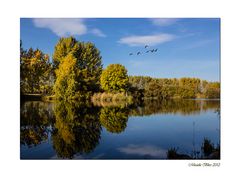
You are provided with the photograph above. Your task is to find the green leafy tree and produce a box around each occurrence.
[100,64,129,93]
[76,42,103,94]
[20,44,52,94]
[53,37,103,100]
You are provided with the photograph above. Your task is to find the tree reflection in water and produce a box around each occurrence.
[20,101,54,147]
[51,101,102,159]
[20,99,220,159]
[129,99,220,116]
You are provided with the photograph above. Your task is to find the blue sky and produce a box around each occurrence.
[20,18,220,81]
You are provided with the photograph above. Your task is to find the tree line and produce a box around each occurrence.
[20,37,220,101]
[129,76,220,100]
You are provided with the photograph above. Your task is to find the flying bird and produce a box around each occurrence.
[137,52,141,55]
[145,45,149,48]
[129,53,133,56]
[154,49,158,52]
[151,49,155,53]
[146,50,150,53]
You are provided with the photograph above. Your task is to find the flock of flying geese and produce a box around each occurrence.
[129,45,159,56]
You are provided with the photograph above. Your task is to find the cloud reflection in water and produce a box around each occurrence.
[118,144,167,158]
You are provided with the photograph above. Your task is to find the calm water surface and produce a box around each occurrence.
[20,99,220,159]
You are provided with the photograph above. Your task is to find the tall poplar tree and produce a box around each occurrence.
[53,37,103,100]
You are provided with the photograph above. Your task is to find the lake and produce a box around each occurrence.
[20,99,220,159]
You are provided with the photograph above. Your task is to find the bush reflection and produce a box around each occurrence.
[100,106,129,133]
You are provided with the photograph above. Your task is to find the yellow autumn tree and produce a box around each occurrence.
[20,46,52,94]
[100,64,129,93]
[53,54,82,101]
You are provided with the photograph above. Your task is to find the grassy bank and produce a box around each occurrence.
[21,94,55,102]
[91,92,133,107]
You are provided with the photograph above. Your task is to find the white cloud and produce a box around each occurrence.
[33,18,87,37]
[91,28,106,37]
[118,144,167,158]
[118,33,175,46]
[150,18,178,26]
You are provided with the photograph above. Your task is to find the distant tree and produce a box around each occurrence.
[144,80,162,98]
[129,76,152,90]
[100,64,129,93]
[204,82,220,98]
[128,76,152,100]
[128,76,219,99]
[179,78,201,98]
